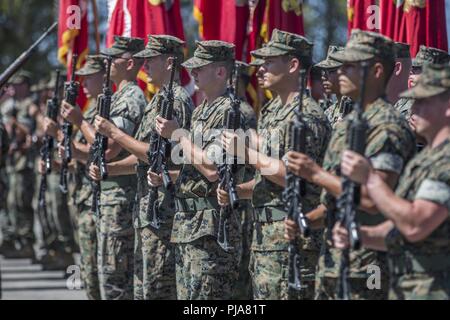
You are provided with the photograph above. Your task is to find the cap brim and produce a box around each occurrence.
[411,59,423,68]
[251,46,288,58]
[249,59,264,67]
[399,83,447,99]
[133,49,162,59]
[76,67,102,76]
[101,47,125,57]
[315,58,342,69]
[330,48,374,63]
[181,56,213,69]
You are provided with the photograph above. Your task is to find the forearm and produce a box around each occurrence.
[79,120,96,145]
[360,220,394,252]
[107,155,138,176]
[237,179,255,200]
[247,147,286,187]
[179,136,218,182]
[110,127,149,162]
[306,204,327,229]
[366,172,416,234]
[311,169,342,198]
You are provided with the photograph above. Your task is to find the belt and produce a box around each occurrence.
[101,175,137,190]
[254,206,286,223]
[388,253,450,275]
[175,197,219,213]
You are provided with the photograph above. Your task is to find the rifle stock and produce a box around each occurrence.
[0,22,58,90]
[145,57,178,230]
[59,55,79,194]
[336,61,370,300]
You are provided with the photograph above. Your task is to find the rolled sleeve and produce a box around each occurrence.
[111,116,136,136]
[370,152,404,174]
[415,179,450,212]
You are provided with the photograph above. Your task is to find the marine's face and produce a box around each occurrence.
[321,68,340,95]
[82,71,104,98]
[143,55,166,86]
[410,94,449,136]
[338,62,360,99]
[259,56,289,91]
[190,63,217,92]
[108,53,131,81]
[408,67,422,88]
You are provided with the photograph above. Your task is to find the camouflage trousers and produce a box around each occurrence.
[77,203,100,300]
[133,225,176,300]
[388,271,450,300]
[175,235,241,300]
[232,202,254,299]
[6,168,35,243]
[249,249,316,300]
[97,188,135,300]
[314,275,388,300]
[0,166,12,242]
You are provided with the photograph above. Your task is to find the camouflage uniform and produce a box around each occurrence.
[171,41,247,300]
[232,62,258,299]
[315,30,417,300]
[315,46,350,129]
[2,82,37,253]
[131,35,194,300]
[250,30,332,300]
[0,119,10,248]
[97,37,146,300]
[72,56,105,299]
[386,63,450,300]
[394,45,450,120]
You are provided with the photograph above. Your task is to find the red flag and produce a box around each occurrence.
[194,1,250,61]
[260,0,305,42]
[380,0,406,42]
[403,0,448,57]
[107,0,193,97]
[347,0,379,35]
[58,0,89,111]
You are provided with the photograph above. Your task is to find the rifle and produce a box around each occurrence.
[283,69,310,293]
[145,57,177,229]
[217,63,241,252]
[38,69,61,240]
[0,22,58,91]
[59,54,79,194]
[89,56,113,217]
[336,61,370,300]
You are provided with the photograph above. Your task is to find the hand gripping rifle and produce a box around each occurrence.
[145,57,178,229]
[59,54,80,194]
[217,63,241,252]
[37,70,61,239]
[282,69,310,293]
[336,61,370,300]
[0,22,58,91]
[89,56,113,217]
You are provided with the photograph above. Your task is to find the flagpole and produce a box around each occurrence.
[91,0,100,54]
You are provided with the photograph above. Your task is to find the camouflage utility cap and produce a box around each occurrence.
[8,70,32,85]
[400,63,450,99]
[250,58,264,67]
[315,46,344,69]
[30,79,47,93]
[394,42,411,59]
[330,29,395,63]
[251,29,313,64]
[412,45,450,68]
[102,36,145,57]
[182,40,235,69]
[76,55,105,76]
[134,34,185,59]
[46,71,66,90]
